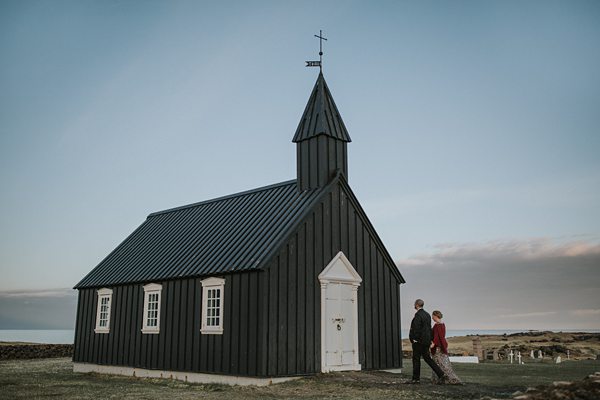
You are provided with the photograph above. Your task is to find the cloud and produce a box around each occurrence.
[398,237,600,268]
[0,288,74,298]
[397,237,600,330]
[498,311,557,319]
[363,188,487,219]
[570,309,600,316]
[0,289,77,329]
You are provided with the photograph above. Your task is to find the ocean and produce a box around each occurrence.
[0,330,75,344]
[2,329,598,344]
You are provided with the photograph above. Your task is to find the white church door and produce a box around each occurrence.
[318,251,362,372]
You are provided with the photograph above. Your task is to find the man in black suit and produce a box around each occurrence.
[408,299,445,383]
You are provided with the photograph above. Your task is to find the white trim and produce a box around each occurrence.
[319,251,362,373]
[141,283,162,334]
[73,362,301,386]
[318,251,363,284]
[94,288,113,334]
[200,277,225,334]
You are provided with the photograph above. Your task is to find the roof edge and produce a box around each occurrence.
[73,219,149,289]
[148,179,297,218]
[292,131,352,144]
[337,174,406,284]
[251,170,344,271]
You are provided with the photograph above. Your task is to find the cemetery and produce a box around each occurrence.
[402,331,600,363]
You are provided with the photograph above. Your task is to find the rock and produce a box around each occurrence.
[501,372,600,399]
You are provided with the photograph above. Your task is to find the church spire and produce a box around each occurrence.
[294,72,351,191]
[292,72,351,143]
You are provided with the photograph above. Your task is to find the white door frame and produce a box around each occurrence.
[318,251,362,372]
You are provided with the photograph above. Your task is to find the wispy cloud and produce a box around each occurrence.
[363,189,487,219]
[498,311,557,319]
[398,237,600,330]
[570,309,600,316]
[0,288,74,298]
[397,237,600,268]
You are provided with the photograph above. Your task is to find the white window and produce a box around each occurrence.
[142,283,162,334]
[201,277,225,334]
[94,288,113,333]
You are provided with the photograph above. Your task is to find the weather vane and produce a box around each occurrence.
[306,30,327,71]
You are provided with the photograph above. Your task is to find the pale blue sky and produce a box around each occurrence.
[1,0,599,318]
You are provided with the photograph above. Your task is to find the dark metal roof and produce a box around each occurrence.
[75,180,326,289]
[292,72,352,143]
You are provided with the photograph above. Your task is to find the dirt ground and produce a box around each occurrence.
[1,357,599,399]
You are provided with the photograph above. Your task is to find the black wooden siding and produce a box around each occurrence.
[261,179,402,375]
[297,136,348,191]
[74,178,403,376]
[74,272,270,376]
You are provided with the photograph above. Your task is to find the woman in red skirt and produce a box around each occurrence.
[430,310,462,384]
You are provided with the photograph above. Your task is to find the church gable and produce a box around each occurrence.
[261,173,404,284]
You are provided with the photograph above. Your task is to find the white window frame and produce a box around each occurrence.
[94,288,113,334]
[200,277,225,335]
[141,283,162,334]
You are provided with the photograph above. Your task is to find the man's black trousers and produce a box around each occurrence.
[412,342,444,381]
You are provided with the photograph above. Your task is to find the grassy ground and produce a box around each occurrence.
[0,358,598,399]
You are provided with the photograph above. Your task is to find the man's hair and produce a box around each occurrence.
[414,299,424,308]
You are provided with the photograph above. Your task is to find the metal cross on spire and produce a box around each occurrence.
[306,29,327,72]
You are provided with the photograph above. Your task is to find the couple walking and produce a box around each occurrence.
[408,299,462,385]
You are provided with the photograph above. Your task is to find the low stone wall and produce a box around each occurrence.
[0,344,73,360]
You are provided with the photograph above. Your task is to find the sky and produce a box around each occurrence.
[1,0,599,331]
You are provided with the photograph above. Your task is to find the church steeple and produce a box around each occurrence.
[294,72,351,191]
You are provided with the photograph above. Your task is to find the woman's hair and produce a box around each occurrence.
[432,310,443,319]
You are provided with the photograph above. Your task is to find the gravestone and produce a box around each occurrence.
[493,349,500,361]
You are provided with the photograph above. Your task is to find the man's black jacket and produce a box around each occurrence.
[409,308,433,344]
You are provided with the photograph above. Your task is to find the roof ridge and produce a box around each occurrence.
[251,170,344,270]
[148,179,297,218]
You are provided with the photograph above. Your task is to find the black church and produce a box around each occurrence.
[72,70,405,385]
